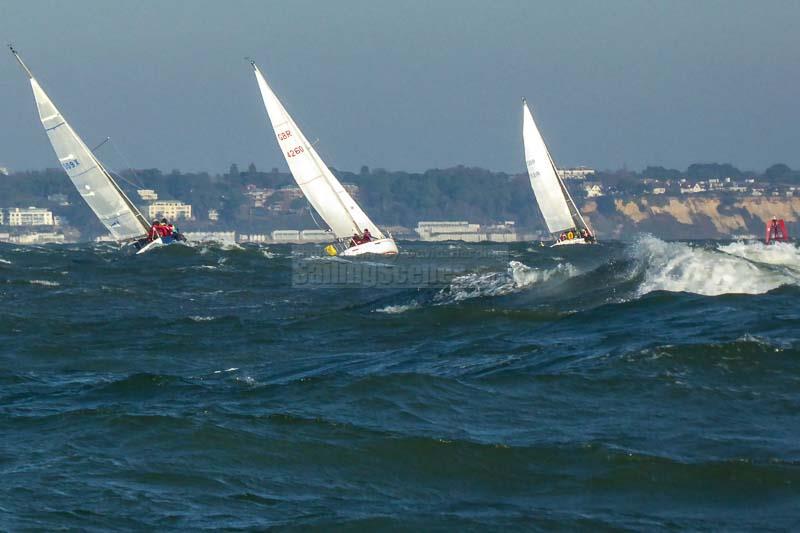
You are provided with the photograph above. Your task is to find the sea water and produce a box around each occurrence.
[1,237,799,529]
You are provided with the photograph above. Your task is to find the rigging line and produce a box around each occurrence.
[306,201,328,232]
[91,136,111,152]
[108,137,145,189]
[106,168,143,191]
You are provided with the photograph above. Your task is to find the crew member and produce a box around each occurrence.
[768,217,780,241]
[159,218,174,237]
[361,228,372,243]
[148,219,162,241]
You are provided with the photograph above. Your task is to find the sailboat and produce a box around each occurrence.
[10,46,183,254]
[522,98,595,246]
[250,60,398,257]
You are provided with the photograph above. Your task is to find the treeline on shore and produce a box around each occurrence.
[1,162,798,237]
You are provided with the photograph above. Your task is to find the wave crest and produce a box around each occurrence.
[633,236,797,296]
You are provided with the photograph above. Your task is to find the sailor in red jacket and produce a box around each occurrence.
[147,219,162,241]
[157,218,174,238]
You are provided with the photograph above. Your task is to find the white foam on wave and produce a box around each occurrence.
[0,258,11,265]
[29,279,60,287]
[375,301,421,314]
[718,241,800,272]
[189,315,216,322]
[633,235,797,296]
[437,260,579,303]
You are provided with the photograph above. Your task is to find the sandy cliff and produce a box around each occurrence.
[583,196,800,239]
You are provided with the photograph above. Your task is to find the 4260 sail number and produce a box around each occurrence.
[286,146,304,158]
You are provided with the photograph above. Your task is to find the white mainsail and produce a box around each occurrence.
[12,47,150,242]
[522,99,580,235]
[251,62,384,240]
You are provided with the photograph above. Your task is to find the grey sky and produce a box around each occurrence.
[1,0,798,175]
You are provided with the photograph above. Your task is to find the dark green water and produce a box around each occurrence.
[1,237,799,530]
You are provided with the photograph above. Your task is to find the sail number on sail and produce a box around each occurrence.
[62,159,81,170]
[277,130,292,140]
[286,146,304,158]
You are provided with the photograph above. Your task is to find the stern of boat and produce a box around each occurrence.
[340,238,399,257]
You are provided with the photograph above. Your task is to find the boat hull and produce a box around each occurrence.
[134,234,185,255]
[341,238,398,256]
[551,238,594,247]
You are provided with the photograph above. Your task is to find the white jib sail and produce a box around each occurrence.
[15,49,149,242]
[251,62,384,240]
[522,100,575,234]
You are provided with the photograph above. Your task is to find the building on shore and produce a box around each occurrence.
[148,201,192,220]
[0,231,65,244]
[300,229,332,243]
[415,220,527,242]
[182,231,236,245]
[138,189,158,201]
[557,167,594,180]
[0,166,9,176]
[6,207,55,226]
[237,229,335,244]
[271,230,300,242]
[238,234,269,243]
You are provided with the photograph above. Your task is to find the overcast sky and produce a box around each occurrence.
[1,0,798,175]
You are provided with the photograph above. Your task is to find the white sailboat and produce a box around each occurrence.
[250,60,398,256]
[10,46,177,254]
[522,98,595,246]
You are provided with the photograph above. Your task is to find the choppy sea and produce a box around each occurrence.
[1,236,799,530]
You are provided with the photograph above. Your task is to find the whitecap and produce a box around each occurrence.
[436,260,579,303]
[29,279,60,287]
[189,315,216,322]
[375,301,421,314]
[633,235,796,296]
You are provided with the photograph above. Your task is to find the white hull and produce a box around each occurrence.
[135,237,164,255]
[551,238,593,247]
[341,238,399,256]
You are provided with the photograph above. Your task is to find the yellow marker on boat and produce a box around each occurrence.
[324,244,338,256]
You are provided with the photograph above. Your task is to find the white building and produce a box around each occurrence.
[7,207,55,226]
[300,229,332,242]
[47,193,70,206]
[239,234,269,243]
[0,167,9,176]
[557,167,594,180]
[416,221,482,241]
[182,231,236,244]
[585,183,604,197]
[148,201,192,220]
[138,189,158,201]
[680,183,706,194]
[208,208,219,222]
[0,210,4,225]
[9,232,65,244]
[651,187,666,195]
[271,230,300,242]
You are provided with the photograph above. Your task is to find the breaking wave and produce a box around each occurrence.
[435,260,579,304]
[717,240,800,272]
[632,235,798,296]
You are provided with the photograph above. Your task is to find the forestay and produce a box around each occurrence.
[12,47,150,242]
[522,100,575,234]
[251,62,383,240]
